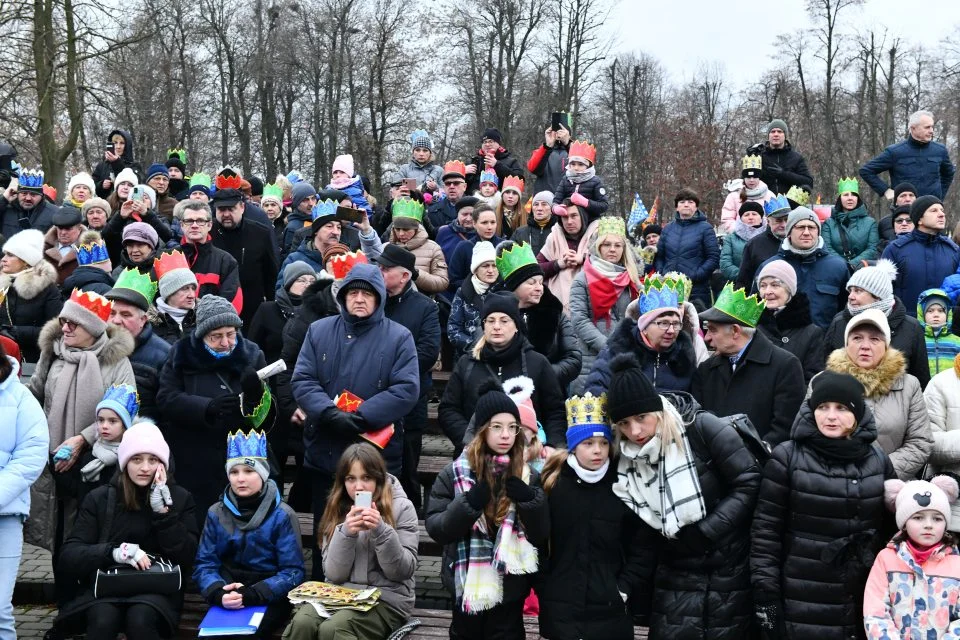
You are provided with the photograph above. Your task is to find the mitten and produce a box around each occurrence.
[240,369,263,399]
[504,476,535,503]
[465,480,491,511]
[551,204,567,217]
[570,191,588,208]
[112,542,146,567]
[149,483,172,513]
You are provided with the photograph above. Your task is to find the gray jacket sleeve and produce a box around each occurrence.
[889,376,934,480]
[568,274,607,355]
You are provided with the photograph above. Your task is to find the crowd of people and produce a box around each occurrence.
[1,108,960,640]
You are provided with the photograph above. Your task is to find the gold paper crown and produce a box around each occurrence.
[837,177,859,195]
[741,155,762,172]
[565,392,608,428]
[568,140,596,165]
[596,216,625,239]
[710,282,765,327]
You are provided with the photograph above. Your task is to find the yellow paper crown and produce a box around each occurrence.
[596,216,625,239]
[565,392,608,428]
[741,155,763,172]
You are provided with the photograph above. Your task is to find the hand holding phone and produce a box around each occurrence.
[354,490,372,509]
[402,178,417,191]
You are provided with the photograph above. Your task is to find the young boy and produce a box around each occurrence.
[919,288,960,376]
[398,130,443,194]
[551,140,609,222]
[475,170,501,209]
[327,154,372,217]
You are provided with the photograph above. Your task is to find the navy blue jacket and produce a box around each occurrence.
[383,280,441,399]
[552,175,610,222]
[860,137,956,199]
[654,211,720,303]
[427,197,458,231]
[586,319,697,395]
[291,263,420,475]
[882,230,960,313]
[758,244,849,330]
[130,322,171,421]
[448,233,503,295]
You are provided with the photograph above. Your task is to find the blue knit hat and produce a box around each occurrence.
[565,393,612,451]
[146,163,169,182]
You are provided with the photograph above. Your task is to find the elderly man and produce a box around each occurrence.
[178,200,242,313]
[151,250,199,344]
[748,119,814,195]
[735,196,792,290]
[691,283,805,446]
[43,207,86,285]
[0,168,59,238]
[427,161,469,230]
[860,110,956,200]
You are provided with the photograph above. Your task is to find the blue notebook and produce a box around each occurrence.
[198,605,267,636]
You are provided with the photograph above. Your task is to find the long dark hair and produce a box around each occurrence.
[465,418,526,531]
[318,443,396,546]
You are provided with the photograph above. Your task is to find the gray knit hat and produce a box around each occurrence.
[158,266,198,301]
[767,119,789,136]
[282,261,317,291]
[785,206,820,237]
[290,182,316,211]
[846,258,897,303]
[194,295,242,339]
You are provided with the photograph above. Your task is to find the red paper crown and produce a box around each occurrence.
[503,176,525,194]
[69,289,113,322]
[442,160,467,178]
[568,140,597,165]
[215,174,244,190]
[153,250,191,280]
[329,250,368,280]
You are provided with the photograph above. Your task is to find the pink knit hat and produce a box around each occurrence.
[118,419,171,469]
[503,376,538,435]
[332,154,355,177]
[885,476,959,530]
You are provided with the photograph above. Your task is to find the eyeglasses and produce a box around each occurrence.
[894,218,912,225]
[489,423,521,435]
[294,276,316,285]
[183,218,211,226]
[60,319,77,330]
[204,330,237,343]
[652,320,682,330]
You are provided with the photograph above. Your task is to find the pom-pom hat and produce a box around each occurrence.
[885,475,960,530]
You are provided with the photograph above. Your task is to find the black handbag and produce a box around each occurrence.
[92,487,182,598]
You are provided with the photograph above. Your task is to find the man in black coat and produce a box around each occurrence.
[211,188,280,327]
[735,198,790,290]
[0,174,59,239]
[747,119,814,195]
[177,200,242,317]
[375,245,441,510]
[692,287,805,446]
[464,128,525,195]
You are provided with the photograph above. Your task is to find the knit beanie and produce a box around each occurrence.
[845,259,897,303]
[892,204,912,229]
[290,182,317,211]
[911,195,942,225]
[322,243,350,266]
[122,222,159,250]
[885,476,960,530]
[893,182,917,201]
[118,419,170,469]
[2,228,45,266]
[785,206,820,237]
[114,168,139,188]
[756,260,798,298]
[282,261,316,291]
[332,154,355,176]
[410,130,433,151]
[481,128,503,144]
[193,294,242,339]
[96,384,140,431]
[81,198,111,220]
[474,381,521,430]
[59,290,111,338]
[470,241,497,274]
[606,353,662,423]
[642,224,662,238]
[767,119,789,136]
[481,291,522,328]
[808,371,866,423]
[158,264,198,301]
[532,191,553,205]
[68,172,96,195]
[844,308,891,346]
[739,201,765,218]
[145,163,169,182]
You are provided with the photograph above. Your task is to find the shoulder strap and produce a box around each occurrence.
[836,221,853,258]
[98,486,116,545]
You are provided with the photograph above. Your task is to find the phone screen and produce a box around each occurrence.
[402,178,417,191]
[354,491,372,509]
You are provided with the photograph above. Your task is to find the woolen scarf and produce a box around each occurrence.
[583,255,637,328]
[847,297,894,317]
[782,235,824,258]
[471,276,492,296]
[564,165,596,184]
[156,298,189,327]
[46,332,108,452]
[539,218,598,314]
[567,455,609,484]
[80,438,120,482]
[804,428,873,462]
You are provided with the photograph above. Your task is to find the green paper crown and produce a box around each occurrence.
[837,176,859,195]
[711,282,765,327]
[167,148,187,165]
[643,272,690,304]
[262,183,283,200]
[785,184,810,206]
[189,172,211,189]
[392,197,424,223]
[596,216,625,239]
[113,268,158,305]
[496,241,538,279]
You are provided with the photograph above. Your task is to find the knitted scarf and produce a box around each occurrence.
[45,333,108,452]
[451,453,538,612]
[847,297,894,317]
[567,455,609,484]
[744,183,768,200]
[471,276,491,296]
[80,438,120,482]
[156,298,189,327]
[781,235,824,257]
[583,255,637,328]
[564,165,596,184]
[539,218,598,314]
[733,217,767,242]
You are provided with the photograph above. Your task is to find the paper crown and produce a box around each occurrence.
[329,250,367,280]
[502,175,524,194]
[638,280,680,316]
[19,168,44,190]
[741,155,763,173]
[596,216,625,238]
[189,172,211,189]
[43,184,57,200]
[643,272,689,305]
[837,177,859,195]
[153,250,190,280]
[710,283,765,327]
[495,241,538,279]
[77,239,110,265]
[764,194,791,216]
[568,140,596,165]
[262,183,283,201]
[442,160,467,178]
[167,148,187,164]
[226,430,268,461]
[215,173,243,190]
[286,170,303,184]
[69,289,113,321]
[113,268,158,304]
[101,384,140,422]
[479,170,499,186]
[785,184,810,206]
[311,199,338,222]
[565,392,608,429]
[392,197,424,223]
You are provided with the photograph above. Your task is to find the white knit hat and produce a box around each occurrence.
[885,476,959,530]
[846,258,897,303]
[114,168,139,187]
[2,229,45,267]
[471,241,497,274]
[67,172,96,195]
[845,308,891,345]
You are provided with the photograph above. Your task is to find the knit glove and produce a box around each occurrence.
[570,190,588,208]
[320,407,364,438]
[465,479,491,511]
[755,602,786,639]
[241,583,270,607]
[149,483,172,514]
[504,476,535,503]
[206,395,242,425]
[240,369,263,400]
[765,163,783,177]
[112,542,147,568]
[551,204,567,217]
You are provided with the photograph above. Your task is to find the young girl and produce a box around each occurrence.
[426,384,550,639]
[497,176,524,237]
[864,475,960,638]
[284,442,418,640]
[475,170,501,210]
[448,241,500,357]
[327,154,372,217]
[550,140,609,222]
[193,430,306,639]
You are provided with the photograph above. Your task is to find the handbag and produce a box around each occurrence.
[92,487,182,598]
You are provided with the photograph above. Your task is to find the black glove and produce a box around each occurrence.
[755,601,786,639]
[746,142,764,155]
[765,163,783,176]
[241,583,269,607]
[676,524,709,551]
[504,476,535,503]
[320,407,363,438]
[240,369,263,400]
[465,479,491,511]
[206,395,242,424]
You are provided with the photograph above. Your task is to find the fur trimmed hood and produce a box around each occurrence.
[0,260,58,300]
[826,347,906,398]
[37,319,135,366]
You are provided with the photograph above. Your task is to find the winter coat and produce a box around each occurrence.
[129,323,170,422]
[110,246,159,280]
[0,358,48,518]
[326,175,371,216]
[822,349,933,480]
[640,392,761,640]
[552,174,610,222]
[691,329,805,446]
[447,278,492,358]
[149,307,196,345]
[102,210,172,268]
[425,462,549,605]
[247,294,297,366]
[922,299,960,378]
[0,198,58,240]
[750,402,896,640]
[537,461,651,640]
[427,197,459,231]
[384,280,441,403]
[322,475,419,617]
[753,139,814,195]
[883,230,960,315]
[734,227,783,291]
[179,237,242,313]
[465,148,525,195]
[211,219,279,326]
[654,211,720,304]
[42,225,83,285]
[435,222,474,266]
[924,363,960,528]
[586,319,697,395]
[568,268,636,394]
[821,202,880,269]
[511,217,556,258]
[0,261,63,362]
[527,142,569,194]
[823,297,930,388]
[719,219,767,282]
[756,293,825,382]
[291,263,420,475]
[397,159,444,190]
[449,233,504,295]
[438,335,567,448]
[387,225,449,295]
[193,484,305,605]
[91,129,143,198]
[155,333,268,522]
[758,244,850,329]
[56,481,199,634]
[519,288,582,389]
[860,136,956,199]
[61,265,114,297]
[282,209,311,256]
[719,184,775,234]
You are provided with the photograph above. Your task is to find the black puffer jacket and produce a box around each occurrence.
[149,308,196,345]
[102,210,172,268]
[750,402,896,640]
[129,323,171,422]
[511,217,556,258]
[465,147,525,194]
[520,288,582,389]
[586,317,696,394]
[735,228,783,292]
[641,392,761,640]
[756,293,825,382]
[823,297,929,388]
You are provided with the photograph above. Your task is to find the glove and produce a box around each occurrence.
[504,476,535,503]
[112,542,147,568]
[765,163,783,176]
[53,446,73,462]
[240,369,263,400]
[551,204,567,217]
[320,407,364,438]
[206,395,242,424]
[464,480,491,511]
[755,601,786,639]
[149,483,172,514]
[676,524,709,551]
[570,191,588,208]
[241,583,269,607]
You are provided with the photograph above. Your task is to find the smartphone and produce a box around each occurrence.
[131,185,144,201]
[354,491,372,509]
[105,142,115,153]
[551,112,564,131]
[336,205,366,224]
[402,178,417,191]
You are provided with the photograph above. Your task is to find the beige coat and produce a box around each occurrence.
[924,359,960,527]
[387,225,448,295]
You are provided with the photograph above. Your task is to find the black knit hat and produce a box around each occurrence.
[607,353,663,423]
[808,371,866,423]
[642,224,662,237]
[893,182,917,201]
[474,380,520,429]
[892,204,912,229]
[911,195,942,225]
[481,291,522,327]
[738,201,765,218]
[455,196,480,212]
[481,128,503,145]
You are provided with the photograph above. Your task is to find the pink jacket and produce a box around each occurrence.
[863,541,960,639]
[719,182,775,234]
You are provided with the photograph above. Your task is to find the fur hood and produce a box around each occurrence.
[826,347,907,398]
[37,319,135,366]
[0,260,58,300]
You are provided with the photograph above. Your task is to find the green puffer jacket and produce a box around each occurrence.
[822,202,880,269]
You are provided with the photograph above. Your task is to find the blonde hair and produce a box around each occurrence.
[613,403,687,455]
[540,448,568,494]
[593,231,641,285]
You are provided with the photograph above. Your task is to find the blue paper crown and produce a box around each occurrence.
[286,170,303,184]
[100,384,140,422]
[77,241,110,265]
[226,430,268,461]
[311,199,337,221]
[764,194,791,216]
[19,168,44,189]
[638,286,679,316]
[479,170,499,187]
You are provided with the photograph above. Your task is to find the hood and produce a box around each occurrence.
[918,287,954,336]
[335,262,386,324]
[0,260,58,299]
[826,347,906,398]
[108,129,135,163]
[790,398,878,444]
[674,209,708,224]
[63,266,114,289]
[37,320,135,366]
[293,238,324,263]
[0,356,20,391]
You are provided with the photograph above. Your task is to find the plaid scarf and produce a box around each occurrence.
[451,453,538,613]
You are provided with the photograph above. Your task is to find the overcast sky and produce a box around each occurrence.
[610,0,960,87]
